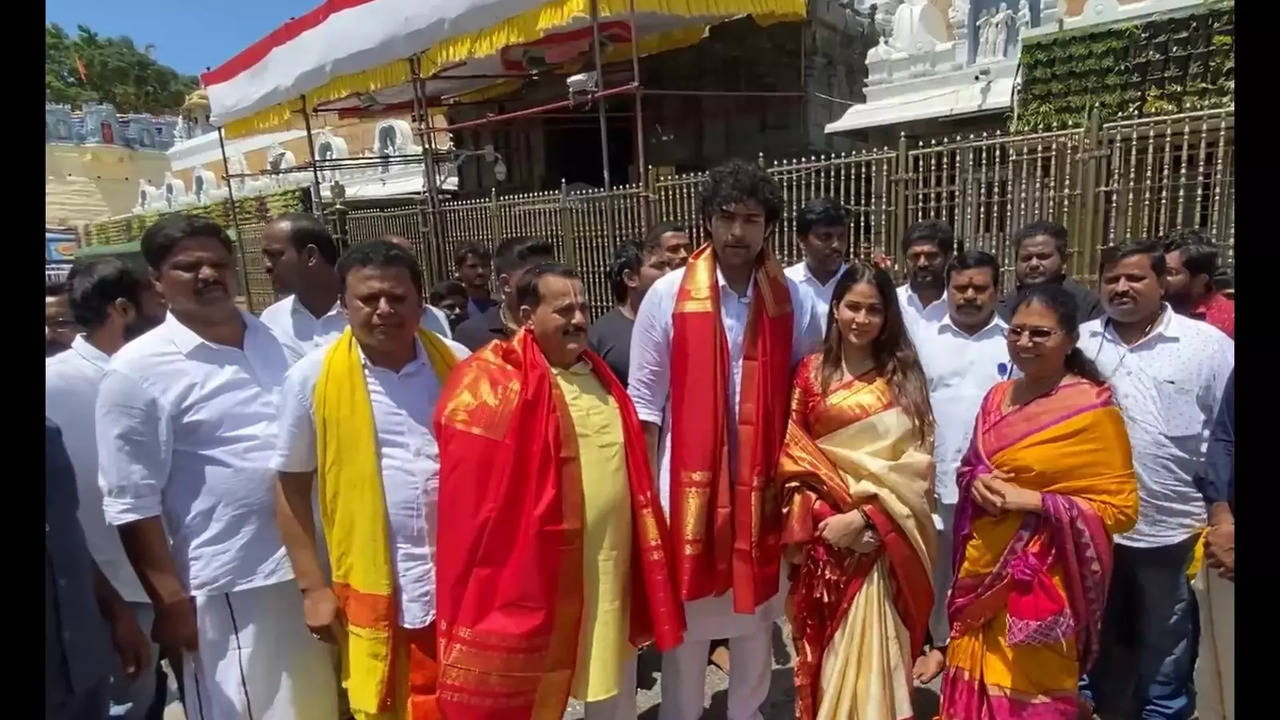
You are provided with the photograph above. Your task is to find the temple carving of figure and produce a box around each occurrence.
[890,0,949,53]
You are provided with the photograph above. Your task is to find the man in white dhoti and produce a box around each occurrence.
[629,160,823,720]
[97,214,338,720]
[1195,370,1234,720]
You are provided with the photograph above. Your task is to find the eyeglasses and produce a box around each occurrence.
[1005,326,1063,343]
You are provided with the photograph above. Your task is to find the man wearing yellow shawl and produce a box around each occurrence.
[434,263,685,720]
[273,240,470,720]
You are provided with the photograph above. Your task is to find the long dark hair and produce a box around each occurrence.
[820,262,934,441]
[1010,284,1107,386]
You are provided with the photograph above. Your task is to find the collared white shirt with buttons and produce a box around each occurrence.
[897,283,948,342]
[96,311,294,596]
[915,313,1016,505]
[1077,305,1233,548]
[628,264,823,639]
[273,335,469,629]
[261,294,454,365]
[47,336,148,603]
[784,261,847,333]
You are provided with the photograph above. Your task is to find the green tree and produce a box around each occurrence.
[46,23,199,114]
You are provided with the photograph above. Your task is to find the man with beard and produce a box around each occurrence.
[47,280,82,357]
[258,213,348,364]
[1077,241,1233,720]
[896,219,953,339]
[995,221,1103,326]
[784,198,850,333]
[911,249,1014,685]
[589,238,671,386]
[97,215,337,720]
[629,160,823,720]
[453,235,555,351]
[453,242,498,317]
[46,258,168,719]
[648,221,693,270]
[1163,228,1234,338]
[435,263,684,719]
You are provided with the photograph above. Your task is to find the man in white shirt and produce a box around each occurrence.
[258,213,348,364]
[274,240,468,719]
[784,197,850,334]
[895,219,953,338]
[47,258,168,719]
[96,215,337,720]
[1076,241,1233,720]
[629,160,824,720]
[912,249,1013,683]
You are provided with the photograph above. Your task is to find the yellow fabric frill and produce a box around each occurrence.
[222,0,805,138]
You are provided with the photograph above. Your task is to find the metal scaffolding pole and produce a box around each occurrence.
[217,127,253,311]
[299,95,326,221]
[589,0,616,243]
[626,0,648,229]
[411,56,445,285]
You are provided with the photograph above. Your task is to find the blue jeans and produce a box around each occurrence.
[1080,535,1199,720]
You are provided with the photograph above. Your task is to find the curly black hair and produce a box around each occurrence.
[698,159,783,227]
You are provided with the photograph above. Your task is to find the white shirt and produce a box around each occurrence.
[96,311,294,596]
[915,313,1016,505]
[784,261,846,333]
[897,284,948,341]
[261,294,454,365]
[46,337,148,603]
[272,336,469,629]
[628,265,823,638]
[1077,306,1234,548]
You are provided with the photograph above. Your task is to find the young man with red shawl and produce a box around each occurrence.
[434,262,685,720]
[628,160,825,720]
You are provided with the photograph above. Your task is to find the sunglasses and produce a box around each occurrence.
[1005,326,1063,343]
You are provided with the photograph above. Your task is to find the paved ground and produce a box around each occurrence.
[163,619,944,720]
[565,619,943,720]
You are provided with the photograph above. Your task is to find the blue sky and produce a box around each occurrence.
[47,0,318,77]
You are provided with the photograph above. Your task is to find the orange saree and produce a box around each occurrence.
[779,355,936,720]
[938,380,1138,720]
[669,244,793,613]
[433,330,684,720]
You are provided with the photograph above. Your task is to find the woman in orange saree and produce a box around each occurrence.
[937,285,1139,719]
[779,262,938,720]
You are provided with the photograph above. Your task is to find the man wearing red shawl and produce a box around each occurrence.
[435,262,685,720]
[629,160,825,720]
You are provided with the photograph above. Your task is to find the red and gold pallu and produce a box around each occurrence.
[432,330,684,720]
[669,243,794,613]
[939,380,1139,720]
[778,356,937,720]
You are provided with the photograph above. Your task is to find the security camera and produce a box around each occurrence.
[567,72,598,94]
[973,67,992,82]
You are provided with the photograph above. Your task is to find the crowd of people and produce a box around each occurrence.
[45,158,1234,720]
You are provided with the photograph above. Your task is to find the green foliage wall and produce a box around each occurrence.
[1015,4,1233,132]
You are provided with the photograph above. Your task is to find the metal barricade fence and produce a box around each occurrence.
[319,109,1233,319]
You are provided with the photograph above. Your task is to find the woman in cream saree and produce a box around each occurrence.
[938,285,1138,719]
[779,262,937,720]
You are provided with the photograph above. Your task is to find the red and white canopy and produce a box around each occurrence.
[203,0,805,138]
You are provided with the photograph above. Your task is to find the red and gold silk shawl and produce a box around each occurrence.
[669,243,795,613]
[433,330,684,720]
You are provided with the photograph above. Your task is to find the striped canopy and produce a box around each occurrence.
[203,0,805,138]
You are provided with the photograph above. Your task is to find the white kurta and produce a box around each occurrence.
[628,265,823,639]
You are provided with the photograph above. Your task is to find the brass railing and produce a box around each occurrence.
[320,109,1233,318]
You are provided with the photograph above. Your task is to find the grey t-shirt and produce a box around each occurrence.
[588,307,635,387]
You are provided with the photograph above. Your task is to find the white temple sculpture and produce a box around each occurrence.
[162,172,193,210]
[135,179,166,213]
[888,0,949,54]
